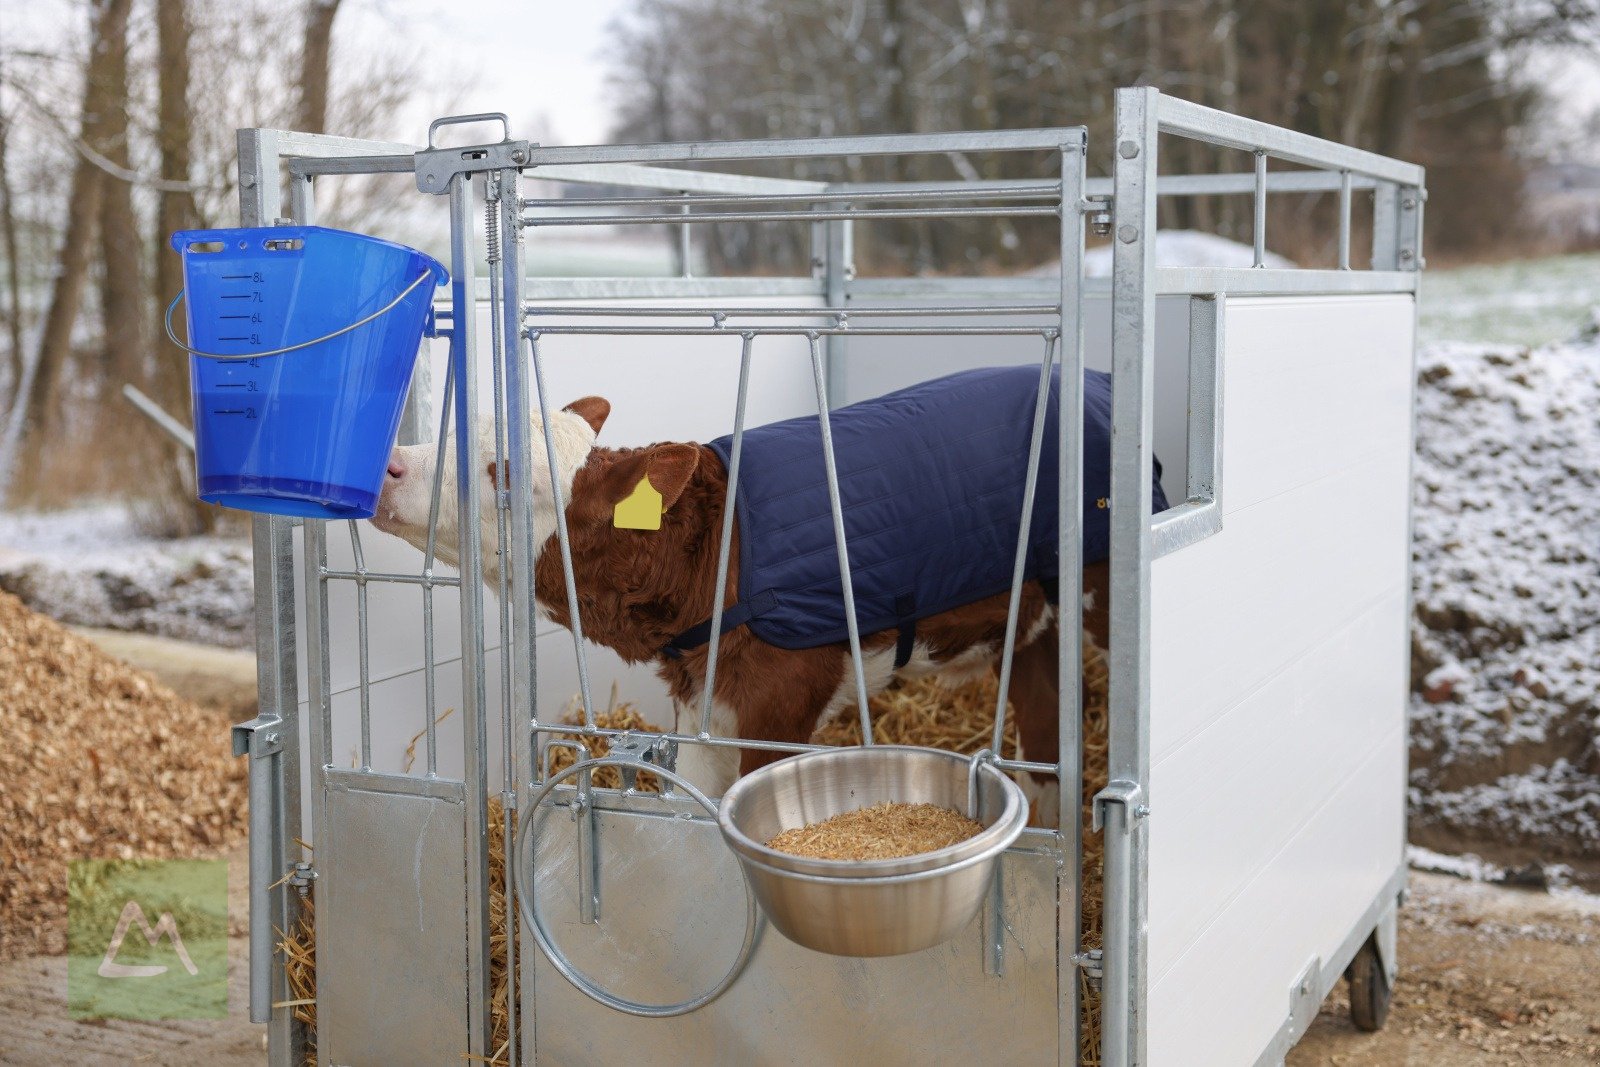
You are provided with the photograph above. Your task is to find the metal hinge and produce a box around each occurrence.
[231,716,283,759]
[1091,779,1147,833]
[1085,194,1113,237]
[1073,948,1104,991]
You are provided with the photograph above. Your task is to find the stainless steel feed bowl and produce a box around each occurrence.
[716,746,1028,957]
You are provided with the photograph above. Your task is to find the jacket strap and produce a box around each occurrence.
[661,589,780,658]
[893,594,918,669]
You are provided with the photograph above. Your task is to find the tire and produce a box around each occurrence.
[1346,936,1393,1032]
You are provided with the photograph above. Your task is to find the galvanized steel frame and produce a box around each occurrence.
[240,87,1422,1067]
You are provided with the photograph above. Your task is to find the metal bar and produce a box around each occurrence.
[521,127,1087,166]
[1153,267,1419,295]
[524,303,1057,318]
[422,357,456,776]
[822,217,851,408]
[990,334,1059,755]
[699,334,754,737]
[448,171,494,1060]
[809,333,872,741]
[490,166,532,1067]
[528,161,826,195]
[677,192,692,277]
[524,204,1060,227]
[1083,170,1381,199]
[530,723,1061,776]
[1398,186,1424,270]
[1104,85,1159,1067]
[522,183,1062,211]
[345,521,372,770]
[1156,93,1425,185]
[525,325,1056,337]
[319,568,461,588]
[1253,151,1267,268]
[237,127,304,1067]
[290,154,415,178]
[119,384,195,452]
[1055,134,1088,1067]
[1371,183,1400,271]
[528,332,597,725]
[275,129,419,158]
[1338,171,1353,270]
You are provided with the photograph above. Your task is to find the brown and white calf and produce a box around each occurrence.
[370,397,1106,819]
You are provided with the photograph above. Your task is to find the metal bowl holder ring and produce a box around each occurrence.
[513,736,764,1018]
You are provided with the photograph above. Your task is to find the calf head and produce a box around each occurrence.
[371,396,612,582]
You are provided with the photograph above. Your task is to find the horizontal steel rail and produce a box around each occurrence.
[531,722,1061,778]
[1156,95,1424,186]
[522,183,1061,211]
[525,325,1057,337]
[523,303,1057,318]
[523,204,1060,227]
[522,127,1087,167]
[320,567,462,588]
[529,162,827,195]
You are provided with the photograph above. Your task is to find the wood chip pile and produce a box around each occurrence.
[0,590,248,960]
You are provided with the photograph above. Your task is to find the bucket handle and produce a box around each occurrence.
[162,267,436,361]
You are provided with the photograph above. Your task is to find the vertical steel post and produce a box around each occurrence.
[1104,87,1158,1067]
[822,216,851,408]
[1337,171,1352,271]
[236,128,307,1067]
[1371,182,1400,270]
[1252,150,1267,268]
[494,165,539,1067]
[448,172,494,1060]
[1056,132,1088,1067]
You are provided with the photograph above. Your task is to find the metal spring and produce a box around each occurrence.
[485,183,502,265]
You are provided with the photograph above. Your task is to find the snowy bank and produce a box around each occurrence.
[0,506,253,648]
[1408,335,1600,872]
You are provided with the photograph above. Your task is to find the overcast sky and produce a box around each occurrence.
[5,0,634,147]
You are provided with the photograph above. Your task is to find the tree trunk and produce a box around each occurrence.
[298,0,345,134]
[10,0,132,502]
[152,0,213,532]
[98,0,145,401]
[0,94,25,394]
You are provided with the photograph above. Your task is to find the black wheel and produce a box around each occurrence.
[1346,936,1393,1032]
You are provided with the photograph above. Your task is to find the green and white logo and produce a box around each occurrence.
[67,859,228,1020]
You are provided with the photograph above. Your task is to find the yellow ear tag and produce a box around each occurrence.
[613,476,664,531]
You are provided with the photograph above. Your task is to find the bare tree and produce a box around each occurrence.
[298,0,344,134]
[0,80,25,392]
[11,0,133,501]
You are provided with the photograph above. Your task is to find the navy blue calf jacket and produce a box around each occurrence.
[667,365,1169,660]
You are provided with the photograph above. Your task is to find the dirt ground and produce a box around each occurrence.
[1290,872,1600,1066]
[3,630,1596,1065]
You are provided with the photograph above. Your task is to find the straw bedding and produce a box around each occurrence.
[283,642,1110,1066]
[0,590,249,961]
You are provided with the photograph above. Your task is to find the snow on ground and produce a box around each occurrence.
[1420,251,1600,346]
[0,506,253,648]
[1407,301,1600,873]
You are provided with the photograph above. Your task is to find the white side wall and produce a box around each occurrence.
[1145,294,1415,1066]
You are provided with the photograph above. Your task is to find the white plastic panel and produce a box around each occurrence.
[1144,294,1415,1067]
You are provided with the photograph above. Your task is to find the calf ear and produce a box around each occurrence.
[644,443,700,511]
[564,396,611,435]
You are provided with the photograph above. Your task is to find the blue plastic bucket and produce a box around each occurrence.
[169,225,448,519]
